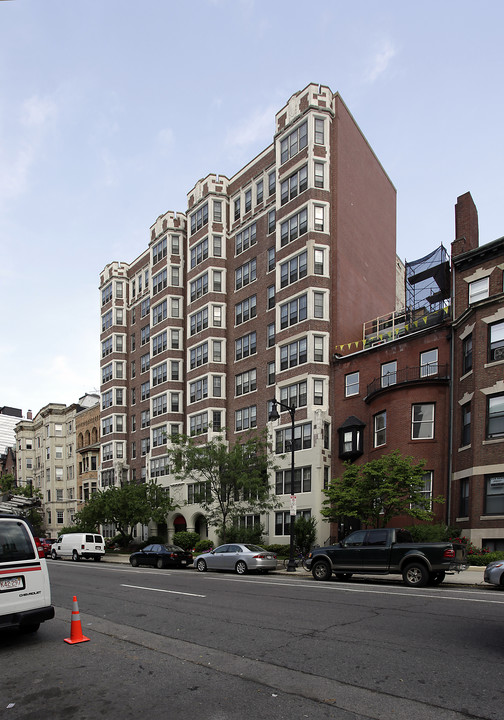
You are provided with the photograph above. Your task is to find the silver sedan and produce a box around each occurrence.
[194,543,277,575]
[484,560,504,587]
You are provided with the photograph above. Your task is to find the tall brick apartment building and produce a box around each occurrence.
[99,83,397,546]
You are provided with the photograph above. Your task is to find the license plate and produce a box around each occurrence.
[0,576,24,592]
[181,560,187,565]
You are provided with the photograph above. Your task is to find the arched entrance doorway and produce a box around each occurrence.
[173,515,187,534]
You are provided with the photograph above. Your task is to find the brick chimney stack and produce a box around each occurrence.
[27,410,32,420]
[451,192,479,258]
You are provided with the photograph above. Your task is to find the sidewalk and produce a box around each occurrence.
[102,553,486,586]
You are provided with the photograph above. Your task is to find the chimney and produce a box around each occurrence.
[452,192,479,258]
[27,410,32,420]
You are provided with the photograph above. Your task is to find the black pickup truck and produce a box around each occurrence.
[305,528,468,587]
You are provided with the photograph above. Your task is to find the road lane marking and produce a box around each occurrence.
[121,583,205,598]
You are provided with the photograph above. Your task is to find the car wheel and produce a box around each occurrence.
[402,562,429,588]
[51,550,58,560]
[196,559,207,572]
[157,558,165,569]
[235,560,247,575]
[429,571,446,585]
[312,561,332,581]
[72,550,80,562]
[130,557,139,567]
[94,555,101,562]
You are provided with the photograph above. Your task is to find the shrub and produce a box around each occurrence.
[220,523,264,545]
[194,539,213,554]
[173,531,200,550]
[264,544,290,556]
[404,523,460,543]
[467,551,504,566]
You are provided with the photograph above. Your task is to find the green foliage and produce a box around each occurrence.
[264,544,290,556]
[294,516,317,554]
[194,539,214,554]
[173,531,200,550]
[222,523,265,545]
[0,474,17,495]
[167,429,280,542]
[468,551,504,566]
[404,523,460,543]
[74,481,176,544]
[322,451,444,528]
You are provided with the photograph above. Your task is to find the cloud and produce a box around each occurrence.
[225,103,276,149]
[366,40,397,83]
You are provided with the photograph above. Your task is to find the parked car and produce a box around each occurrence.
[41,538,55,558]
[129,544,193,569]
[484,560,504,587]
[0,514,54,633]
[51,533,105,561]
[194,543,277,575]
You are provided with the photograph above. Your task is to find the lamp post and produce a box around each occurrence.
[269,398,297,572]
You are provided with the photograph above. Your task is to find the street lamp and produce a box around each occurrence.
[269,397,297,572]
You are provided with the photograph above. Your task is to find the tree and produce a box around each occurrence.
[167,430,280,543]
[74,481,176,545]
[294,515,317,555]
[322,451,444,529]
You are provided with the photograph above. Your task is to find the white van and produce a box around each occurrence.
[0,514,54,633]
[51,532,105,562]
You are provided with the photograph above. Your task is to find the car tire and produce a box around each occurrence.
[196,559,207,572]
[51,550,58,560]
[235,560,247,575]
[312,561,332,581]
[157,558,165,569]
[94,555,101,562]
[428,571,445,585]
[130,557,139,567]
[72,550,80,562]
[402,562,429,588]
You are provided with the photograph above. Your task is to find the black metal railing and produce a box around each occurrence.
[366,364,450,402]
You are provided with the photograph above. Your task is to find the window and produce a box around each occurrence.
[141,298,150,318]
[314,205,325,232]
[412,403,435,439]
[313,335,324,362]
[190,412,208,436]
[267,361,275,386]
[469,277,489,303]
[191,237,209,268]
[244,188,251,213]
[267,247,275,272]
[234,197,240,221]
[280,121,308,164]
[487,394,504,439]
[280,381,307,410]
[152,269,167,295]
[152,394,167,418]
[102,337,112,358]
[171,360,180,380]
[235,369,257,397]
[280,294,307,329]
[280,251,307,288]
[190,378,208,403]
[152,426,167,448]
[314,162,324,188]
[235,295,257,325]
[152,236,167,264]
[275,423,312,453]
[152,331,167,356]
[275,509,311,537]
[213,270,222,292]
[190,203,208,235]
[171,266,180,286]
[280,208,308,247]
[459,478,469,517]
[313,379,324,405]
[190,342,208,369]
[102,363,113,384]
[152,362,167,387]
[280,338,307,370]
[102,283,112,305]
[314,117,325,144]
[268,170,275,197]
[345,372,359,397]
[213,235,222,256]
[151,457,169,478]
[141,353,150,373]
[141,438,150,456]
[338,423,363,459]
[461,403,471,446]
[102,310,112,331]
[141,410,150,429]
[152,300,167,326]
[417,471,433,509]
[213,200,222,222]
[267,285,275,310]
[313,292,324,318]
[190,273,209,302]
[235,223,257,255]
[462,334,473,374]
[485,475,504,514]
[268,209,276,234]
[190,307,208,335]
[141,382,150,401]
[235,406,257,431]
[235,332,257,361]
[141,325,150,346]
[488,321,504,363]
[276,467,311,495]
[171,235,180,255]
[281,165,308,205]
[420,348,438,377]
[381,361,397,388]
[374,411,386,447]
[235,258,257,290]
[314,248,325,274]
[256,179,263,205]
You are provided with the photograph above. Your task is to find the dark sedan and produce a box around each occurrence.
[129,543,193,569]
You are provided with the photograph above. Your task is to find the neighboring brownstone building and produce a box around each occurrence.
[76,396,100,508]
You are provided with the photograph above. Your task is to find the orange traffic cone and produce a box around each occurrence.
[64,595,90,644]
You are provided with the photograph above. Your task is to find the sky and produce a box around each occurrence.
[0,0,503,418]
